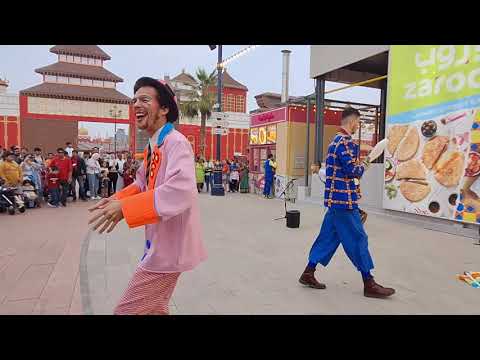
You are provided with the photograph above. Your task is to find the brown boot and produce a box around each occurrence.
[359,209,367,224]
[363,277,395,298]
[299,266,326,289]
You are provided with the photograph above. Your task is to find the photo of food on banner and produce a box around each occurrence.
[383,108,480,223]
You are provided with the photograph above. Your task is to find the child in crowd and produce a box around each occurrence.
[230,166,239,192]
[100,170,110,198]
[47,166,61,208]
[123,167,135,187]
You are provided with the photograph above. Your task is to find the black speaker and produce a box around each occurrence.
[286,210,300,228]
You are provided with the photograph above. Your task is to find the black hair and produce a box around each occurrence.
[48,152,54,156]
[66,142,72,145]
[34,147,41,152]
[57,147,65,153]
[267,154,273,159]
[133,77,178,123]
[72,150,78,154]
[342,106,361,120]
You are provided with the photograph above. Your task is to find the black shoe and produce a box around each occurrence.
[72,198,77,202]
[61,202,67,207]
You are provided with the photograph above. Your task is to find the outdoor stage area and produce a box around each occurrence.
[1,192,479,315]
[79,193,480,315]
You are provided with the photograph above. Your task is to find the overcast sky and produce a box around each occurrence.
[1,45,381,108]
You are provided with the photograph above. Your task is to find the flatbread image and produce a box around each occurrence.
[434,151,465,187]
[422,136,449,170]
[400,180,431,202]
[387,125,408,155]
[397,126,420,161]
[396,159,426,180]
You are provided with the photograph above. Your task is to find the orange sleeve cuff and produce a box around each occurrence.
[114,183,141,200]
[120,189,159,228]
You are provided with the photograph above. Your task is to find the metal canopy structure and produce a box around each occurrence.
[310,47,390,165]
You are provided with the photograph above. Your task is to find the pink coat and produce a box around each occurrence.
[116,130,207,273]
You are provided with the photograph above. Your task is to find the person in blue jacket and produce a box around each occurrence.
[263,154,276,199]
[299,107,395,299]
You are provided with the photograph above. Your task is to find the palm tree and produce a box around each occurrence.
[179,68,216,158]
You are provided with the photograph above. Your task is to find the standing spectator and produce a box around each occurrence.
[83,152,91,195]
[20,147,28,159]
[0,145,4,159]
[47,166,61,207]
[71,150,87,201]
[123,156,134,187]
[222,160,230,192]
[49,148,72,207]
[239,163,250,193]
[230,164,239,192]
[107,154,119,195]
[11,146,21,164]
[204,158,214,193]
[33,147,44,165]
[0,151,22,186]
[116,153,125,191]
[195,157,205,193]
[65,142,74,157]
[45,152,55,167]
[100,170,110,198]
[86,153,101,200]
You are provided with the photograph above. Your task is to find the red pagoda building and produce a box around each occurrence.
[19,45,135,153]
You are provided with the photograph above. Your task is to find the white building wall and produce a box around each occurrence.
[0,92,19,116]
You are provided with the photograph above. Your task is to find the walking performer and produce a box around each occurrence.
[299,107,395,298]
[88,77,207,314]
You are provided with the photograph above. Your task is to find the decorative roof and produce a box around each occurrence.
[20,83,131,104]
[254,92,302,109]
[50,45,111,60]
[171,71,198,86]
[35,62,123,82]
[221,70,248,91]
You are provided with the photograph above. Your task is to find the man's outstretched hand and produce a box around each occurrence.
[88,197,112,212]
[88,198,124,234]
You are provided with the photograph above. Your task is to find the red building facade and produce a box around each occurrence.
[166,69,250,160]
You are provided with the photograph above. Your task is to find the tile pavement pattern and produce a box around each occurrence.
[82,193,480,315]
[0,201,88,315]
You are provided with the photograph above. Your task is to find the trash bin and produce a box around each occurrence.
[286,210,300,228]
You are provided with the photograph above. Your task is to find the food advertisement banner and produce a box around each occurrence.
[266,124,277,144]
[384,45,480,223]
[250,128,258,145]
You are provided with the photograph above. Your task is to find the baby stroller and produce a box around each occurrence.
[0,180,26,215]
[22,178,40,209]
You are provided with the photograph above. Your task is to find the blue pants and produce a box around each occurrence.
[263,176,273,196]
[308,208,374,273]
[49,188,60,206]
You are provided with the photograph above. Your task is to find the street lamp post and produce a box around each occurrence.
[110,105,122,155]
[209,45,225,196]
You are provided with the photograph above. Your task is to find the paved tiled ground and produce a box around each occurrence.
[83,193,480,315]
[0,200,90,315]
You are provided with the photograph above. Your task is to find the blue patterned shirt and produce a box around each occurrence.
[324,130,365,210]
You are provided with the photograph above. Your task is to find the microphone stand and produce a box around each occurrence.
[273,179,295,221]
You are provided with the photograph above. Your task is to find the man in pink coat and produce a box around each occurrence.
[89,77,207,315]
